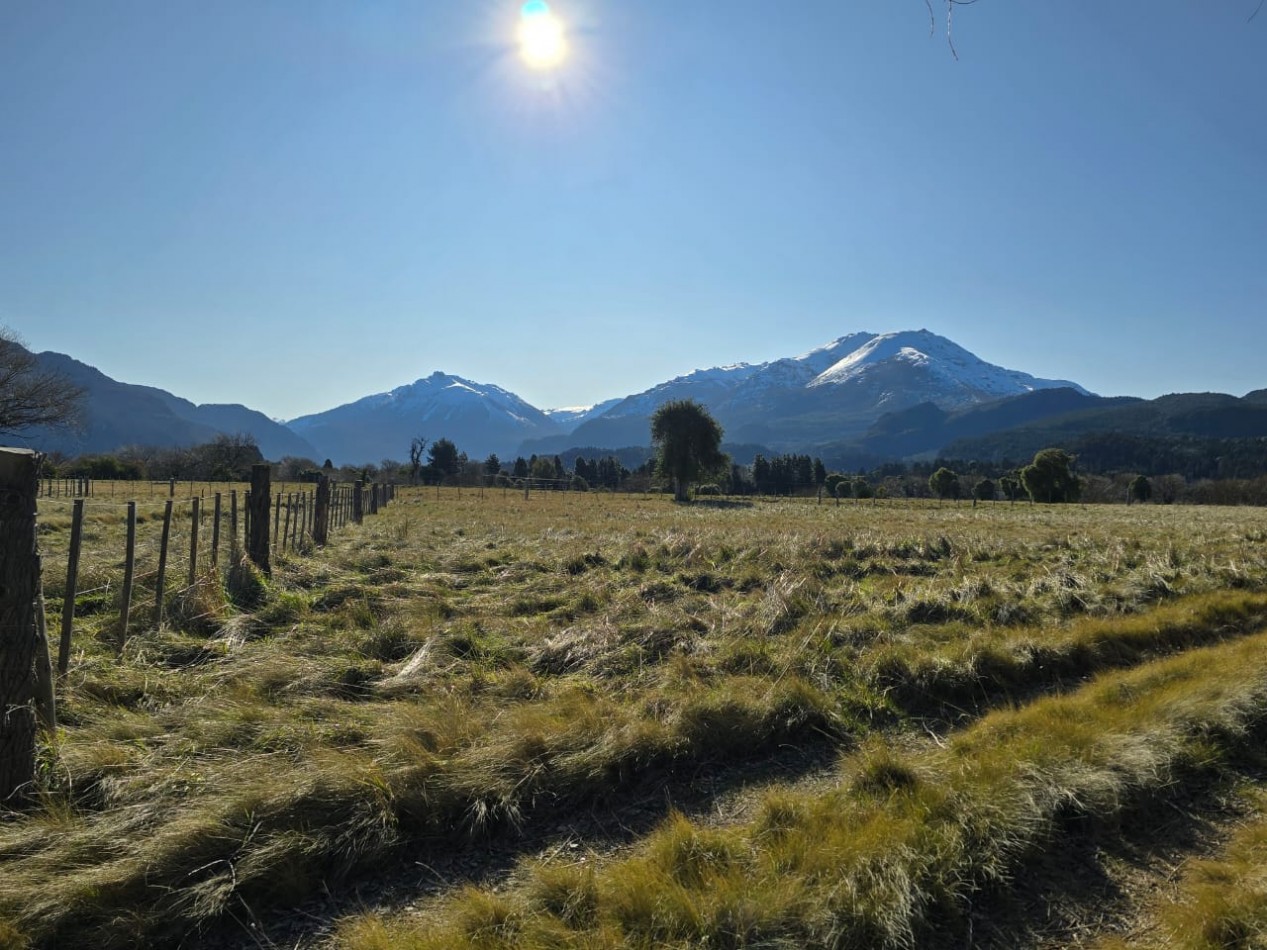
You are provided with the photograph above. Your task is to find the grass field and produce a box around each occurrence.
[5,487,1267,948]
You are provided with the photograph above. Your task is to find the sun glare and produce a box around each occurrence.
[518,0,567,70]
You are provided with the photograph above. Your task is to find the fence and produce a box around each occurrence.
[32,474,395,675]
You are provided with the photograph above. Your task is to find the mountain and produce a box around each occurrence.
[15,352,318,460]
[12,330,1098,466]
[287,371,562,466]
[543,399,624,430]
[945,391,1267,464]
[524,330,1088,456]
[853,388,1140,459]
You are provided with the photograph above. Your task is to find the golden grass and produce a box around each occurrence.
[338,629,1267,949]
[4,488,1267,946]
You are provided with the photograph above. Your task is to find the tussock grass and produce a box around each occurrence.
[1094,786,1267,950]
[337,630,1267,949]
[7,490,1267,946]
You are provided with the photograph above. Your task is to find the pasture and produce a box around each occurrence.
[5,488,1267,948]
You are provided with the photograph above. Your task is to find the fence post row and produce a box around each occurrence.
[32,472,410,684]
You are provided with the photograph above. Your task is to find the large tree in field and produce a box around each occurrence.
[929,467,960,501]
[0,327,83,436]
[427,438,462,482]
[1021,448,1081,503]
[650,400,725,503]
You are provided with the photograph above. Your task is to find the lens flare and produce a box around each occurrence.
[518,0,567,70]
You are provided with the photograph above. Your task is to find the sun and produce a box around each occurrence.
[517,0,567,70]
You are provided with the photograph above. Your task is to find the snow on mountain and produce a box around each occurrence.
[600,363,767,419]
[537,329,1091,454]
[544,398,624,430]
[809,330,1089,403]
[287,371,561,465]
[283,330,1092,463]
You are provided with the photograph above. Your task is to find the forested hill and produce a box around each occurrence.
[944,391,1267,478]
[854,388,1139,459]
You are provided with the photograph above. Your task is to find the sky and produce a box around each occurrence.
[1,1,1264,420]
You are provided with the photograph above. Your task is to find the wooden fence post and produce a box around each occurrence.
[188,496,200,586]
[229,490,239,560]
[119,501,136,653]
[154,499,174,624]
[353,480,364,525]
[211,493,222,569]
[273,492,282,552]
[0,448,40,804]
[58,498,85,675]
[248,465,271,574]
[33,573,55,732]
[314,477,328,545]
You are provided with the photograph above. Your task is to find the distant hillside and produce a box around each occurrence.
[944,391,1267,475]
[16,351,319,461]
[855,388,1139,459]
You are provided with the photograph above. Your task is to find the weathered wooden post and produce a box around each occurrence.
[211,492,222,568]
[248,465,271,574]
[154,499,174,624]
[0,448,40,804]
[119,501,136,653]
[353,480,364,525]
[33,574,55,732]
[281,494,292,555]
[188,496,200,586]
[58,499,85,675]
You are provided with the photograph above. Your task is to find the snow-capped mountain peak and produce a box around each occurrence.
[809,330,1089,401]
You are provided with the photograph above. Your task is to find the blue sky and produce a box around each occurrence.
[2,1,1264,420]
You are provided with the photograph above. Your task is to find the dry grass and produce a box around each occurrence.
[4,487,1267,947]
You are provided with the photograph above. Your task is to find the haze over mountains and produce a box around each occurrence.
[13,330,1266,470]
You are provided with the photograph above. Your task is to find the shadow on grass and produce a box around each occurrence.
[206,738,842,948]
[924,742,1267,949]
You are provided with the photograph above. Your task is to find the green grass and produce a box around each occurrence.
[337,628,1267,949]
[5,488,1267,947]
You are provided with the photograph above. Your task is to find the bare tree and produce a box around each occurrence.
[0,327,84,435]
[408,436,427,485]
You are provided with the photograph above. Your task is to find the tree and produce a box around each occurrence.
[973,478,996,502]
[1020,449,1081,503]
[408,437,427,485]
[650,400,726,502]
[929,467,960,501]
[0,327,84,435]
[199,433,262,481]
[1129,474,1152,504]
[427,438,461,481]
[484,453,502,477]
